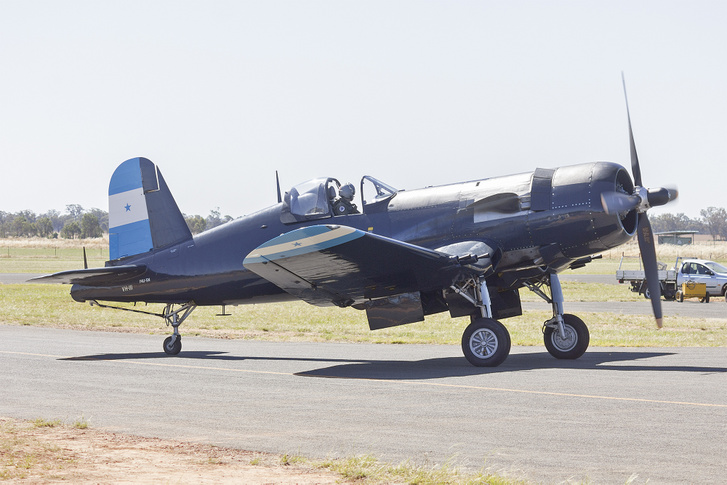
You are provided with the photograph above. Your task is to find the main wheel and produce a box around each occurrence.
[163,336,182,355]
[543,314,589,360]
[461,318,511,367]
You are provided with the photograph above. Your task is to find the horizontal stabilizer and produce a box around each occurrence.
[29,265,147,286]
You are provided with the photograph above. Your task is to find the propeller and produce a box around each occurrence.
[600,75,679,328]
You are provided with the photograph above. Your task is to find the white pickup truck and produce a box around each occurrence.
[616,257,727,302]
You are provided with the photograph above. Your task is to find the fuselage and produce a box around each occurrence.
[71,161,637,306]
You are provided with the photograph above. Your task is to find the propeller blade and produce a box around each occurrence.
[646,186,679,208]
[637,213,663,328]
[622,73,642,187]
[600,191,641,215]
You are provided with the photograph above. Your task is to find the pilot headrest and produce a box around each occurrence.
[339,183,355,200]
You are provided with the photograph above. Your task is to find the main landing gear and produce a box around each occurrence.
[452,277,511,367]
[462,317,511,367]
[161,302,196,355]
[453,273,590,367]
[525,274,590,360]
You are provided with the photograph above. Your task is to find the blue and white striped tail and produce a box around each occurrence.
[108,157,191,260]
[109,158,154,260]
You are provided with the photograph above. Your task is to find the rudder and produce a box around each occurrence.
[108,157,192,260]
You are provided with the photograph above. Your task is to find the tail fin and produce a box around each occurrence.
[108,157,192,260]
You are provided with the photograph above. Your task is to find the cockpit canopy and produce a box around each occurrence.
[280,175,397,223]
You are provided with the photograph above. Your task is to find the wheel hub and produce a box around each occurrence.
[470,328,498,358]
[551,325,577,351]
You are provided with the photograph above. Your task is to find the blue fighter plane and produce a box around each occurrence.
[34,84,677,367]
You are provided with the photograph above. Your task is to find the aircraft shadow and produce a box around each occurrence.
[60,351,381,365]
[296,350,727,380]
[60,349,727,380]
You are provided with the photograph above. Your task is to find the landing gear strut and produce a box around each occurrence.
[451,277,511,367]
[525,274,589,360]
[161,302,196,355]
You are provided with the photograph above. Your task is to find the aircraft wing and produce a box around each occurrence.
[29,265,148,285]
[243,225,494,307]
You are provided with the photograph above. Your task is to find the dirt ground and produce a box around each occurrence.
[0,417,346,484]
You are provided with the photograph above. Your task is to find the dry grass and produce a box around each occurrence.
[1,417,516,484]
[0,236,109,249]
[599,239,727,264]
[0,239,108,273]
[0,417,344,484]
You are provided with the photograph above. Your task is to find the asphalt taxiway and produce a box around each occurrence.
[1,325,725,484]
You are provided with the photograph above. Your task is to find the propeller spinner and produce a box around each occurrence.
[600,76,679,328]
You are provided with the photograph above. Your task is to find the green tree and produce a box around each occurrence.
[80,213,102,238]
[185,215,206,234]
[65,204,84,221]
[205,208,233,230]
[89,208,109,233]
[36,217,54,238]
[649,213,704,233]
[39,209,63,233]
[0,211,9,237]
[60,221,81,239]
[700,207,727,241]
[10,215,35,237]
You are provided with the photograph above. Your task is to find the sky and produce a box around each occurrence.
[1,0,725,220]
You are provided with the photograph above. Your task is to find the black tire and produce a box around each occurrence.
[700,295,710,303]
[461,318,511,367]
[677,291,684,303]
[543,314,590,360]
[163,336,182,355]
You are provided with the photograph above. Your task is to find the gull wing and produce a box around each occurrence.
[243,225,464,307]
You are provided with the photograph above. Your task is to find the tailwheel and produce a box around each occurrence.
[161,302,196,357]
[461,318,511,367]
[543,313,589,360]
[163,335,182,355]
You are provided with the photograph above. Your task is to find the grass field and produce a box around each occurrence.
[0,238,108,273]
[2,237,726,348]
[2,283,725,348]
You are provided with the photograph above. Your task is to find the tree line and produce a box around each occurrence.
[3,204,726,241]
[0,206,233,239]
[650,207,727,241]
[0,205,107,239]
